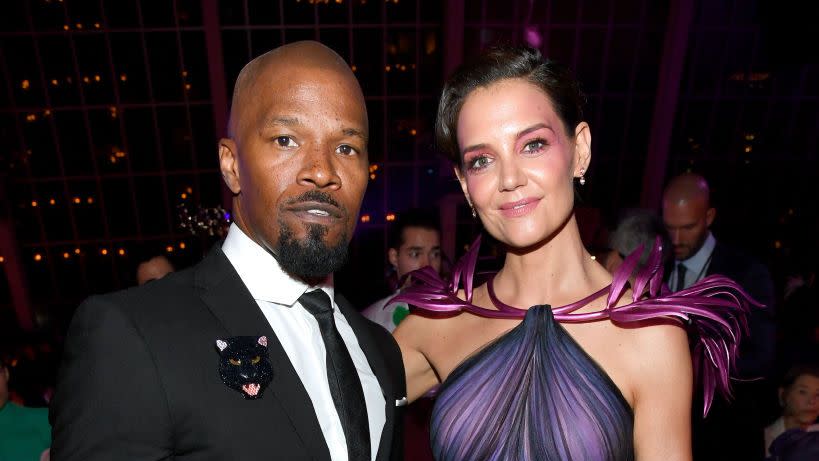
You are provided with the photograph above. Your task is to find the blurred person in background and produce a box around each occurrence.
[663,172,777,459]
[362,208,443,332]
[0,360,51,461]
[764,364,819,457]
[133,245,176,286]
[604,209,670,274]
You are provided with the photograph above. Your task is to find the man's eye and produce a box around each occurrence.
[336,144,358,156]
[275,136,297,148]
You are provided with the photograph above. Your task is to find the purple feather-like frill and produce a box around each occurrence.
[391,235,762,416]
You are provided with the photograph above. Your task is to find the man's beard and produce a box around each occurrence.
[274,219,350,280]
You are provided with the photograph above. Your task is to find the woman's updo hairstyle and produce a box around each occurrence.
[435,45,586,168]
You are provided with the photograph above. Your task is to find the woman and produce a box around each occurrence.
[765,365,819,456]
[393,45,754,460]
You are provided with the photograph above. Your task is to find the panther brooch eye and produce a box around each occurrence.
[215,336,273,399]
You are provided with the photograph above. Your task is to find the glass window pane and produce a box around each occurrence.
[180,32,210,100]
[102,178,137,238]
[146,32,183,101]
[123,108,160,172]
[55,110,93,177]
[110,33,151,103]
[157,107,194,171]
[134,176,170,234]
[103,0,139,28]
[68,180,105,240]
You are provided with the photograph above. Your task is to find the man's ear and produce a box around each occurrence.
[705,207,716,227]
[573,122,592,177]
[388,248,399,270]
[219,138,241,194]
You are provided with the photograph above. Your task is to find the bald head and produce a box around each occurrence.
[662,172,711,208]
[662,173,716,261]
[217,40,370,282]
[227,41,361,138]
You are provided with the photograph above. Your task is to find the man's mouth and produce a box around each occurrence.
[242,383,261,396]
[286,201,343,220]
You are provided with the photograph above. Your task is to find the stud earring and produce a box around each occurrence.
[579,168,586,186]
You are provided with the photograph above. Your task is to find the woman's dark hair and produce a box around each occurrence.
[435,45,586,167]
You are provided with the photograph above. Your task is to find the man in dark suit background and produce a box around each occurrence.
[662,172,775,460]
[50,41,405,461]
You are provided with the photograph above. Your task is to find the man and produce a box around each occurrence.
[136,254,175,285]
[362,209,442,332]
[51,41,405,461]
[0,361,51,461]
[662,172,775,460]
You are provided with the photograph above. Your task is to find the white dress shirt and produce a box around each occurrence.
[671,232,717,291]
[361,291,408,333]
[222,224,385,461]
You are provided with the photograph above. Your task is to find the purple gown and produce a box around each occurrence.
[392,237,760,461]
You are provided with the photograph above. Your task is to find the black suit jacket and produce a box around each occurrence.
[675,242,777,460]
[50,246,406,461]
[705,242,776,378]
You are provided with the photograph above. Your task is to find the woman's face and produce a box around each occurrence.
[455,78,590,249]
[781,374,819,425]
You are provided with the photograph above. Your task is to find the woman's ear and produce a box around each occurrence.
[453,166,475,211]
[573,122,592,178]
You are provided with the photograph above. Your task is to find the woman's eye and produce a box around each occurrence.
[336,144,358,156]
[275,136,297,148]
[466,155,491,171]
[522,139,546,153]
[228,358,241,366]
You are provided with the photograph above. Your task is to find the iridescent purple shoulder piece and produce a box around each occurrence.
[391,236,763,416]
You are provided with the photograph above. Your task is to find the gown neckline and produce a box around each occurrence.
[440,305,634,415]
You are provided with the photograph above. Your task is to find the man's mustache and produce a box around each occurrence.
[286,190,346,215]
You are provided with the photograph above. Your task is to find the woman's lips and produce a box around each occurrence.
[499,197,541,218]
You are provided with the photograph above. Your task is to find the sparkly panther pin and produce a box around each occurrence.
[215,336,273,399]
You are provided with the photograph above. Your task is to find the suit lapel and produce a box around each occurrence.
[335,295,395,461]
[705,242,726,277]
[195,246,331,461]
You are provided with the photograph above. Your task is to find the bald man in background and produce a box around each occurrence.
[662,172,775,460]
[51,41,405,461]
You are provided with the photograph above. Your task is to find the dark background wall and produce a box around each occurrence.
[1,0,816,337]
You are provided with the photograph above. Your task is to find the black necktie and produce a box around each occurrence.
[675,263,687,291]
[299,289,371,461]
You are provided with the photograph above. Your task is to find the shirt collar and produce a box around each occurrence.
[680,231,716,275]
[221,223,334,306]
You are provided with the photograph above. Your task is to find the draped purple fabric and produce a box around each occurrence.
[391,236,762,417]
[430,305,634,460]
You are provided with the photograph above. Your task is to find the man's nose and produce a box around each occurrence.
[298,146,341,189]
